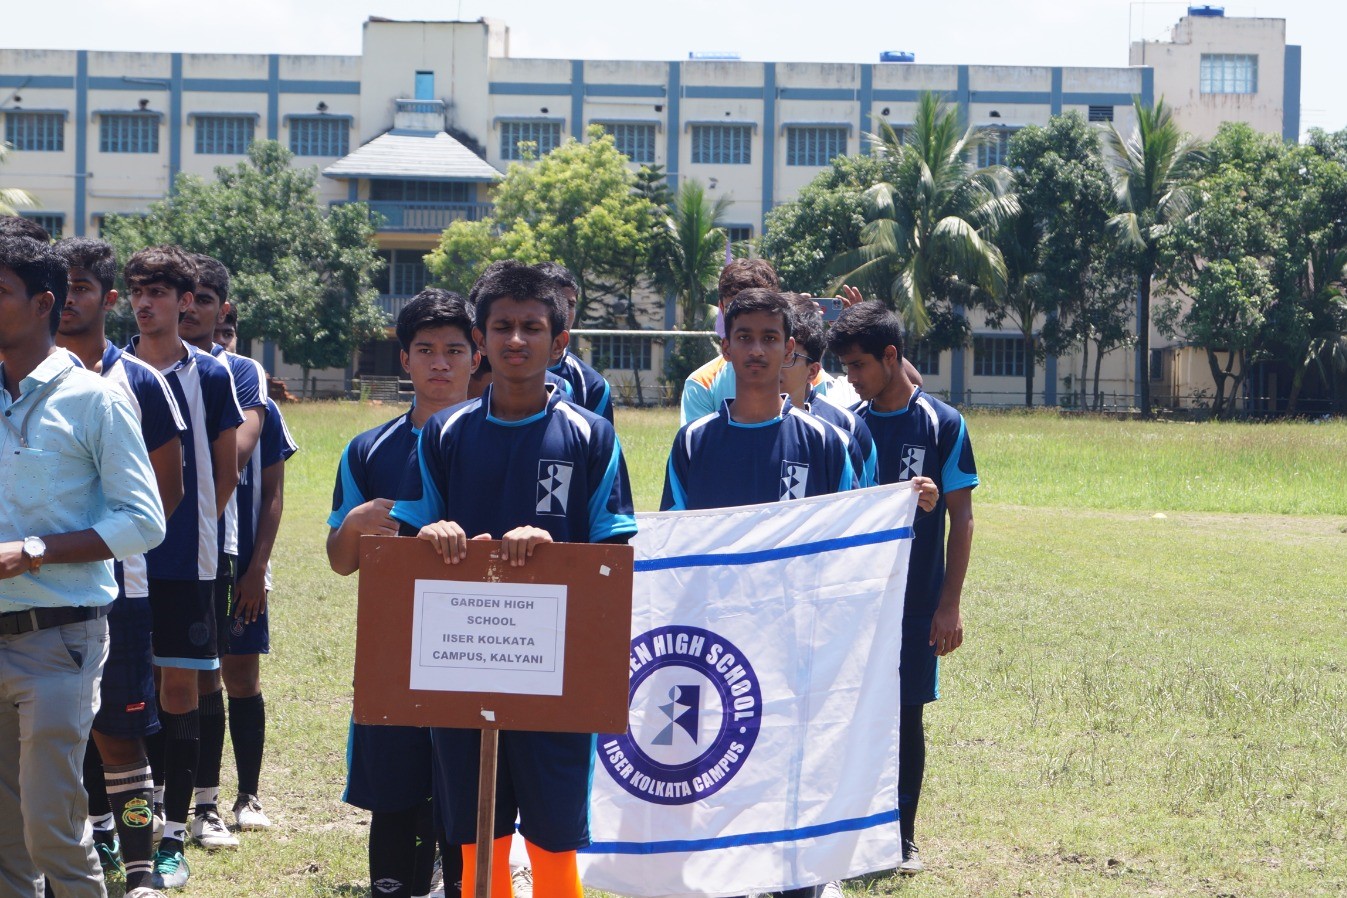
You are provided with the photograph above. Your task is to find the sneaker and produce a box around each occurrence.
[126,888,170,898]
[510,865,533,898]
[190,808,240,849]
[93,832,125,878]
[151,847,190,890]
[232,794,272,831]
[152,803,165,842]
[899,839,923,875]
[818,882,845,898]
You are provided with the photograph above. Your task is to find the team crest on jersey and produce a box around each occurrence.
[536,460,574,515]
[899,444,927,480]
[780,461,809,500]
[599,626,761,805]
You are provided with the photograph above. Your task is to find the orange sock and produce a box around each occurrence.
[460,835,512,898]
[524,840,582,898]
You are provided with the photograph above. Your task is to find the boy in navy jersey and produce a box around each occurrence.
[329,289,480,898]
[56,237,186,896]
[392,264,637,898]
[827,302,977,876]
[124,246,244,889]
[535,261,614,423]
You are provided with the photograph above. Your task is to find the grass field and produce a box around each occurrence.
[163,404,1346,898]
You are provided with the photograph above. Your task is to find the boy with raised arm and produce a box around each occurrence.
[392,264,637,898]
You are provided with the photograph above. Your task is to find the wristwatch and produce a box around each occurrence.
[22,536,46,573]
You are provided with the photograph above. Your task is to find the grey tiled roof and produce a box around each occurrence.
[323,129,502,182]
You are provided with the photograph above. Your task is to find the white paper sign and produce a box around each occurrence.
[409,579,568,696]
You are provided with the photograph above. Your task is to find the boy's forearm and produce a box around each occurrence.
[938,493,975,611]
[244,470,284,576]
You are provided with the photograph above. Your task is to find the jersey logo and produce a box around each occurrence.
[536,460,574,516]
[780,461,809,500]
[899,444,927,480]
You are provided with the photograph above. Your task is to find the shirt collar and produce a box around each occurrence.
[101,340,122,372]
[128,335,195,373]
[17,348,74,390]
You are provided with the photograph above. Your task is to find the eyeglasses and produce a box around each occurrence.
[782,352,817,369]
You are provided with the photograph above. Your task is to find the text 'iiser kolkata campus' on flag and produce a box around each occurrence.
[579,483,919,898]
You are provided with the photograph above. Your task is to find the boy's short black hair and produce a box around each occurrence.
[0,216,51,243]
[56,237,118,295]
[472,263,568,338]
[0,235,68,334]
[468,260,526,305]
[395,288,476,353]
[783,293,825,362]
[193,254,230,304]
[220,307,238,327]
[826,300,905,362]
[124,245,198,296]
[723,288,792,339]
[533,261,579,298]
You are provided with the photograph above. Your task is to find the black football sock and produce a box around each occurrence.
[106,759,156,889]
[898,703,926,845]
[160,709,199,848]
[228,692,266,798]
[369,806,420,898]
[84,739,113,821]
[410,798,436,897]
[195,688,226,812]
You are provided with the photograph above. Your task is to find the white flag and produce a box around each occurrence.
[579,483,918,897]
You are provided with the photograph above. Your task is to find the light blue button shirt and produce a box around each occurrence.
[0,350,166,612]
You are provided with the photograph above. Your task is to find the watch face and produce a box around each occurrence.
[23,536,45,558]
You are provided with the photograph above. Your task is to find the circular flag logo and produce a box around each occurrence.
[599,625,761,805]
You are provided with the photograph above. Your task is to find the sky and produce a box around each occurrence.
[6,0,1341,136]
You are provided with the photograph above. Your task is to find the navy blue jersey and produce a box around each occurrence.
[238,399,297,586]
[328,412,420,528]
[661,397,859,511]
[127,337,244,581]
[100,341,188,598]
[391,384,636,544]
[855,388,978,618]
[549,349,613,423]
[211,346,267,557]
[805,387,878,487]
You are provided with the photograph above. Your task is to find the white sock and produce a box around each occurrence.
[164,821,187,844]
[193,786,219,809]
[91,812,115,833]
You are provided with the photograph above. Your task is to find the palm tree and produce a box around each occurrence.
[834,92,1016,337]
[654,180,732,328]
[984,207,1047,406]
[1,143,37,216]
[1104,97,1204,417]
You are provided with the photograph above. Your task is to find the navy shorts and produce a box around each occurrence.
[222,600,270,656]
[93,591,160,739]
[344,720,433,813]
[431,728,595,852]
[148,578,218,670]
[212,553,236,654]
[901,616,939,706]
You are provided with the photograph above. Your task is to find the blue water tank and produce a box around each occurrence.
[1188,5,1225,16]
[880,51,916,63]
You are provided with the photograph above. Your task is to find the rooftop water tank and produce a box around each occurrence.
[880,51,916,63]
[1187,5,1225,16]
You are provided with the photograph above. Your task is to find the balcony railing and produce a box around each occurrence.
[378,294,414,320]
[337,200,494,233]
[395,99,446,115]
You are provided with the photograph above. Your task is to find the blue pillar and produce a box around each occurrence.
[1050,67,1063,116]
[665,62,680,190]
[75,51,88,236]
[267,54,280,141]
[956,65,970,128]
[570,60,585,140]
[1282,45,1301,142]
[761,62,776,233]
[859,64,873,154]
[1044,348,1057,405]
[951,337,966,403]
[169,53,183,189]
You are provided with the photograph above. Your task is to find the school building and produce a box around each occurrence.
[0,8,1301,406]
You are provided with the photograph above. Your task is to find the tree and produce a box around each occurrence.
[652,180,731,328]
[1104,97,1204,416]
[1,143,36,216]
[834,92,1016,344]
[981,208,1045,406]
[102,140,386,395]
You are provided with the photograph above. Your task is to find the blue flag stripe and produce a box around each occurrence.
[581,809,899,855]
[633,526,914,572]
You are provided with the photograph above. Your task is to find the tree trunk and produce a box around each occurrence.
[1079,340,1090,411]
[302,366,312,401]
[1092,341,1105,411]
[1137,264,1154,417]
[1023,331,1035,408]
[1206,349,1230,418]
[1287,356,1309,413]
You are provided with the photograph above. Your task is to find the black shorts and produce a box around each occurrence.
[148,578,219,671]
[213,553,236,655]
[94,591,160,739]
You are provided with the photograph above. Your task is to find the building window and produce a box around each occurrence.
[595,122,656,164]
[690,124,752,165]
[4,112,64,152]
[289,117,349,157]
[1150,348,1165,381]
[21,213,64,239]
[374,249,429,297]
[1200,54,1258,94]
[1088,105,1114,123]
[907,340,940,376]
[885,125,910,146]
[786,126,848,167]
[194,115,254,155]
[415,71,434,101]
[500,120,562,161]
[100,114,159,154]
[725,225,753,245]
[973,335,1026,378]
[369,180,471,203]
[588,335,653,371]
[976,128,1017,168]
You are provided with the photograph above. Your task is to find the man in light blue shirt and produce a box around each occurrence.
[0,235,165,898]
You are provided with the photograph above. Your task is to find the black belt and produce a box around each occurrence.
[0,604,109,637]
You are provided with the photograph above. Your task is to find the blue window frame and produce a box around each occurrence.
[289,116,349,157]
[21,213,64,239]
[690,124,752,165]
[100,113,159,154]
[5,112,64,152]
[415,71,435,101]
[907,340,940,376]
[595,122,656,164]
[973,335,1026,378]
[194,115,254,155]
[1200,54,1258,94]
[500,120,562,161]
[786,126,848,166]
[587,335,653,371]
[976,128,1017,168]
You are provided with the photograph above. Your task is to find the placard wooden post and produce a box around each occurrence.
[353,536,635,898]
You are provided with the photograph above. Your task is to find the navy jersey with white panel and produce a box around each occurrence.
[238,398,297,587]
[392,384,636,543]
[212,345,267,558]
[127,337,244,581]
[855,387,978,618]
[328,412,419,531]
[661,397,859,511]
[99,341,188,597]
[805,387,878,487]
[549,349,613,423]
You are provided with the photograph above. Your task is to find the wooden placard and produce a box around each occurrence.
[353,536,634,734]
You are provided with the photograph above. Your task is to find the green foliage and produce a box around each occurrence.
[101,141,386,388]
[651,180,731,328]
[0,143,37,216]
